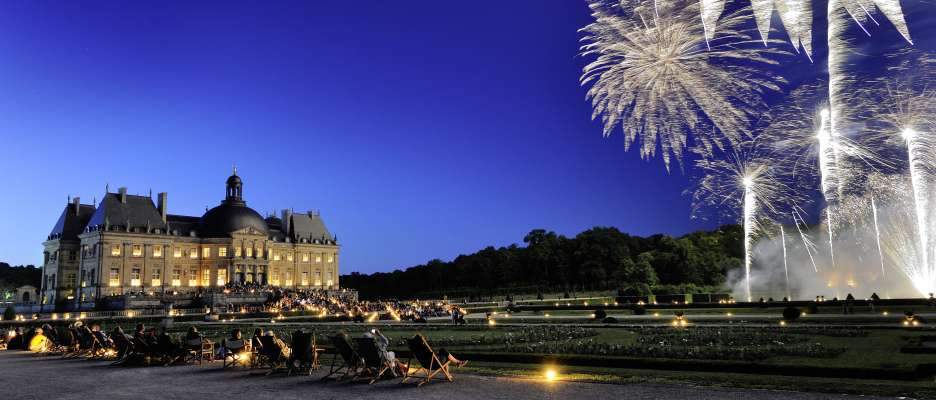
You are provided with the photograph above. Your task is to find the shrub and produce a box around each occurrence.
[783,306,801,321]
[602,316,618,324]
[2,306,14,321]
[594,308,607,320]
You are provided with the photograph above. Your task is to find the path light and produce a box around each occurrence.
[779,320,787,326]
[488,319,496,326]
[545,368,558,381]
[544,313,550,318]
[725,312,732,317]
[882,311,889,316]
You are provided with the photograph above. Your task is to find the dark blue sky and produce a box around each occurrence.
[0,1,929,273]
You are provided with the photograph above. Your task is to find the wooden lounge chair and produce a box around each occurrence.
[401,335,454,386]
[287,331,320,376]
[258,335,290,374]
[353,337,393,384]
[221,339,248,368]
[321,333,361,381]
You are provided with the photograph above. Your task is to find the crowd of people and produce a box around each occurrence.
[264,289,454,322]
[0,320,467,384]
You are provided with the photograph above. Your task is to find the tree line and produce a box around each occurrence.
[341,225,743,300]
[0,263,41,298]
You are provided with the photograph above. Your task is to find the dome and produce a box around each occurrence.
[199,203,268,237]
[198,167,267,237]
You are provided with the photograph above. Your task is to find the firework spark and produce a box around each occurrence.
[690,138,801,301]
[579,0,788,171]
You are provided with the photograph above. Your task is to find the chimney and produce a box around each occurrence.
[72,197,80,216]
[282,209,293,236]
[158,192,168,223]
[118,187,127,203]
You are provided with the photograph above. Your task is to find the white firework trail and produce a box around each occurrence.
[792,209,820,273]
[870,195,885,281]
[690,137,802,301]
[781,225,790,299]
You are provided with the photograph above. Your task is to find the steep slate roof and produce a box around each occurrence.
[290,212,334,243]
[48,204,96,240]
[86,193,168,231]
[167,214,200,236]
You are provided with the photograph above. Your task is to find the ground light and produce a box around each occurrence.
[544,368,558,381]
[488,319,496,326]
[779,320,787,326]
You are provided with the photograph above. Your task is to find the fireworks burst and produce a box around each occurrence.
[579,0,788,171]
[699,0,912,58]
[690,138,803,301]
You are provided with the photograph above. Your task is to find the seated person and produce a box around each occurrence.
[263,331,290,359]
[220,328,246,359]
[28,327,50,352]
[8,327,24,350]
[91,324,113,348]
[364,328,405,376]
[250,328,264,353]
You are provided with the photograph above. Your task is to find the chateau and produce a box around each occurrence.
[40,169,340,311]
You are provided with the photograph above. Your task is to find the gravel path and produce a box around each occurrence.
[0,351,898,400]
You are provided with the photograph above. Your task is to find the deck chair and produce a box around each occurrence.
[69,328,95,358]
[221,339,248,368]
[321,333,361,381]
[184,336,213,365]
[110,333,135,366]
[401,335,454,386]
[353,337,393,384]
[258,336,290,374]
[287,331,319,376]
[53,326,77,356]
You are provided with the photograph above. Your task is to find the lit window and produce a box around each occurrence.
[287,253,294,262]
[302,253,309,262]
[327,255,334,263]
[284,271,292,287]
[301,272,309,286]
[267,249,272,260]
[216,268,226,286]
[234,246,242,257]
[131,268,141,286]
[189,249,197,259]
[202,247,210,259]
[132,245,143,257]
[202,269,210,286]
[151,269,161,287]
[153,246,163,258]
[109,268,120,287]
[270,270,280,286]
[188,268,197,286]
[171,270,181,287]
[315,271,322,286]
[111,245,121,256]
[218,247,227,257]
[246,247,253,257]
[273,252,281,261]
[174,248,182,258]
[315,255,322,263]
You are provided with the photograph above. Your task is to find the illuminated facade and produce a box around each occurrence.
[40,169,340,311]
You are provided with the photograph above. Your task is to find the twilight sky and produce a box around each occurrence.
[0,1,931,273]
